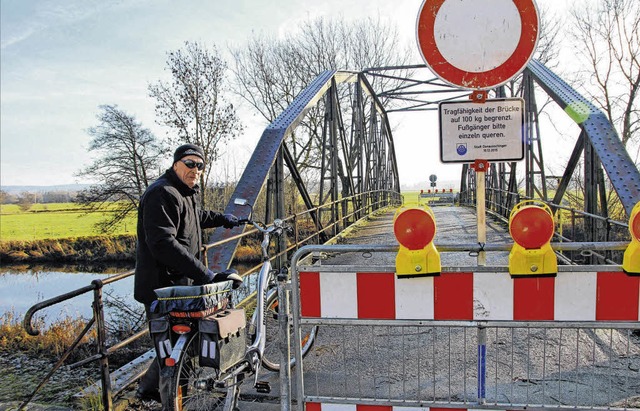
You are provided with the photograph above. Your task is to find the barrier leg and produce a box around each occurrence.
[477,324,487,405]
[279,276,292,411]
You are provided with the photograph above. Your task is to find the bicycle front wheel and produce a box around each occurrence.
[167,333,240,411]
[261,289,318,372]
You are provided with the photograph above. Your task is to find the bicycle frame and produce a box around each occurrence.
[246,216,284,371]
[246,253,273,362]
[159,200,286,409]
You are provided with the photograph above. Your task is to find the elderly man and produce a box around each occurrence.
[134,143,242,405]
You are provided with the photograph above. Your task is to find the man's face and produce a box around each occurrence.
[173,155,205,188]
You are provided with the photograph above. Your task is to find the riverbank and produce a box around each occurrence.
[0,351,96,408]
[0,235,265,265]
[0,236,137,264]
[0,345,151,409]
[0,310,150,409]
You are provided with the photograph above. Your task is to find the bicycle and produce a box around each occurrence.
[149,197,317,410]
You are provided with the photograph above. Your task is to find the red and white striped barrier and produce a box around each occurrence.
[299,270,640,321]
[307,403,513,411]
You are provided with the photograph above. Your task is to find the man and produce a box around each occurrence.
[134,143,242,404]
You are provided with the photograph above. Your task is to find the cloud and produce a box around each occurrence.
[0,0,145,50]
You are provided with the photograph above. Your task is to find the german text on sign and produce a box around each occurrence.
[439,98,525,163]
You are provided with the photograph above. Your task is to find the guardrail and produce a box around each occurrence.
[417,190,457,206]
[19,189,400,410]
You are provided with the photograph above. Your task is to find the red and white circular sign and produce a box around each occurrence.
[416,0,539,89]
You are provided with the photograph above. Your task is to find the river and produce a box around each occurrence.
[0,264,138,327]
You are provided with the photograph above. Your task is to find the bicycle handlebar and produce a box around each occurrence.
[241,218,288,235]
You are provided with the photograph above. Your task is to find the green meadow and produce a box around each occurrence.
[0,203,136,241]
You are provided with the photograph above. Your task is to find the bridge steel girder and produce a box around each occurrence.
[466,60,638,223]
[207,70,401,271]
[525,59,640,216]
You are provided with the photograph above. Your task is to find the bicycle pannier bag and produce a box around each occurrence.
[149,316,172,364]
[199,308,246,371]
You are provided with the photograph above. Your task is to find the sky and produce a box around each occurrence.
[1,0,573,190]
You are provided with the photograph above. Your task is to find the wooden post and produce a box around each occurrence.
[472,160,489,266]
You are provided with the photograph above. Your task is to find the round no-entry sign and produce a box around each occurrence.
[416,0,539,89]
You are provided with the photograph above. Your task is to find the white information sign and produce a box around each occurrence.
[439,98,525,163]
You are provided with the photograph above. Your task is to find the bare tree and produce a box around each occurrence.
[232,15,411,125]
[570,0,639,149]
[231,15,411,200]
[76,104,167,233]
[503,5,563,97]
[533,4,564,69]
[17,192,34,212]
[0,190,14,204]
[149,41,243,206]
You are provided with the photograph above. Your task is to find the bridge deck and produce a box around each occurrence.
[323,205,511,268]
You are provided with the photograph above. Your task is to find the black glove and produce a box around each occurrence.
[222,213,239,229]
[213,269,243,289]
[204,269,217,284]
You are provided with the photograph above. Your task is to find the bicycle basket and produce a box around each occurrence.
[150,283,231,314]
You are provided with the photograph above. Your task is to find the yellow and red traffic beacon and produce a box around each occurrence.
[394,206,441,278]
[508,200,557,277]
[622,202,640,275]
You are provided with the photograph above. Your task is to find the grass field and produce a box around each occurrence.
[0,203,136,241]
[401,190,421,206]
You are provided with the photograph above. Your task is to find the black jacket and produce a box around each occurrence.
[134,169,228,304]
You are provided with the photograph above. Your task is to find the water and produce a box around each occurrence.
[0,262,263,331]
[0,265,138,327]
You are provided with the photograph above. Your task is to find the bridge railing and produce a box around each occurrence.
[20,270,137,410]
[20,189,401,410]
[204,189,402,307]
[459,186,630,265]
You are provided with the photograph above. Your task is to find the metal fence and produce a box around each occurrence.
[296,321,638,410]
[289,245,640,411]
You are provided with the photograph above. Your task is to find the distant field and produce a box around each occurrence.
[401,191,421,205]
[0,203,136,241]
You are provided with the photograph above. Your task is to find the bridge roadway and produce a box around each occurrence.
[327,204,510,266]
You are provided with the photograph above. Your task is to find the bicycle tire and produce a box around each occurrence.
[167,333,240,411]
[260,289,318,372]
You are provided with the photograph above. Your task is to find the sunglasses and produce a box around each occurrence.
[181,159,205,170]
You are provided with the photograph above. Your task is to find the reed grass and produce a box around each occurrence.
[0,310,96,359]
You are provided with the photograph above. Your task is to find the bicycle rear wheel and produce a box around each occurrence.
[261,289,318,372]
[167,333,240,411]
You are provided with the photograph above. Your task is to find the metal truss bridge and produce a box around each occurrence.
[208,60,640,271]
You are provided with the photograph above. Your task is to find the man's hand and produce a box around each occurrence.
[212,269,243,289]
[222,214,239,228]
